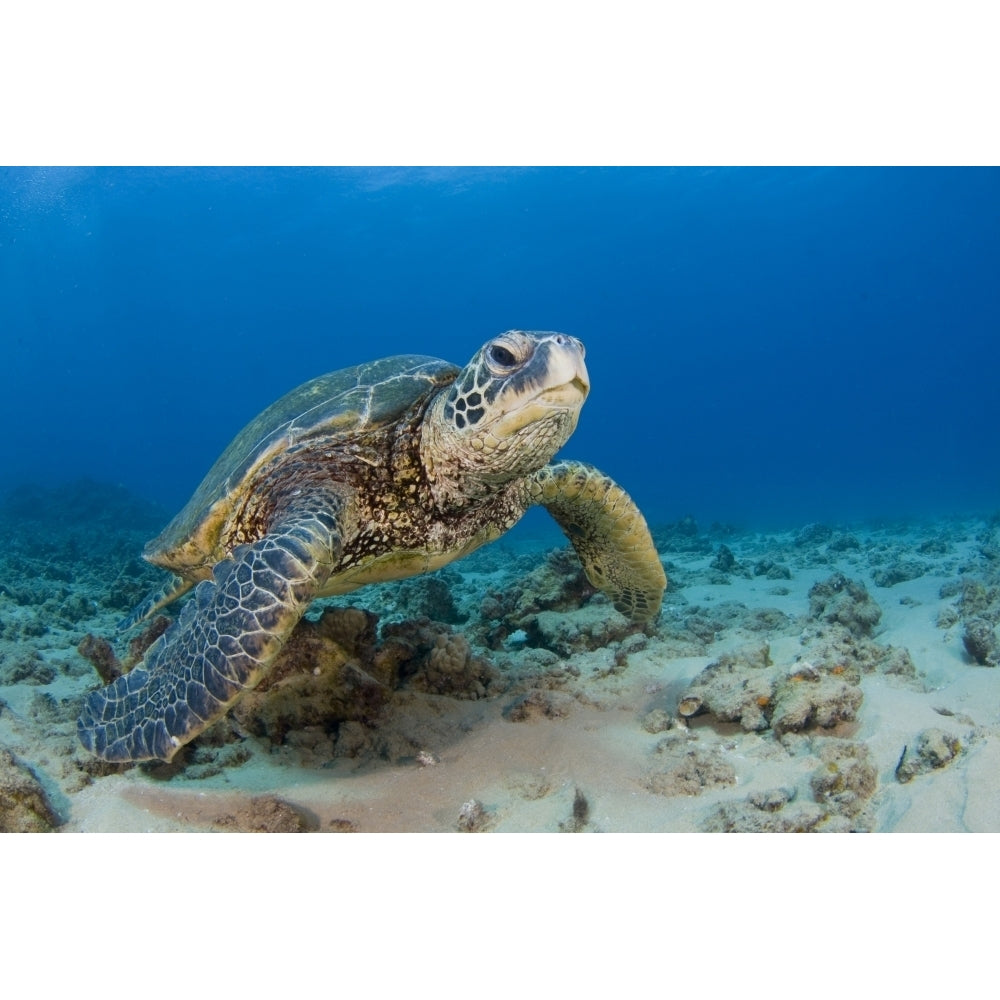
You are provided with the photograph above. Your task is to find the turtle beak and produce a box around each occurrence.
[540,375,589,407]
[540,335,590,406]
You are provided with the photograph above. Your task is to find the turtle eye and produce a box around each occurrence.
[488,343,518,368]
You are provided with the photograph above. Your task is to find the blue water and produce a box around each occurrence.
[2,167,997,531]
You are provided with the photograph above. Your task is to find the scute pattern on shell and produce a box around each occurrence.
[147,355,460,562]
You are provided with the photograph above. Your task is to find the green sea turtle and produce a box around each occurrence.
[78,331,666,762]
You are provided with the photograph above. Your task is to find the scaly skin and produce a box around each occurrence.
[78,496,347,762]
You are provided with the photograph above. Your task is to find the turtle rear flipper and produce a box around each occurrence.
[528,460,666,623]
[78,495,350,763]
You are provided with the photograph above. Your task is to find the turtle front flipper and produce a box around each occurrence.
[527,460,666,623]
[78,494,352,763]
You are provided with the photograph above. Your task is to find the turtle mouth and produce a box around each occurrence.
[539,375,590,407]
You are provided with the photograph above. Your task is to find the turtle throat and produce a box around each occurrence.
[419,391,581,510]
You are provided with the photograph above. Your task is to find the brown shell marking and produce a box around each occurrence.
[145,355,459,570]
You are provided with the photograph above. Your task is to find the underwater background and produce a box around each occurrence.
[3,166,997,531]
[6,3,997,982]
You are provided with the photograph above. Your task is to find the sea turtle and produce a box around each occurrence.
[78,331,666,762]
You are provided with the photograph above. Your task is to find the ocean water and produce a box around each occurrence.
[3,166,997,530]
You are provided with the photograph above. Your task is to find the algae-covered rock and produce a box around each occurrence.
[872,560,927,588]
[936,605,961,629]
[0,748,60,832]
[477,546,645,654]
[652,516,713,555]
[457,798,493,832]
[0,649,56,686]
[333,720,373,759]
[770,670,863,735]
[878,645,918,678]
[895,728,963,783]
[963,618,998,666]
[752,558,792,580]
[211,795,315,832]
[799,625,916,679]
[701,741,876,832]
[381,618,498,698]
[828,533,862,552]
[230,606,499,750]
[526,605,640,656]
[808,572,882,637]
[232,607,386,743]
[392,573,466,624]
[795,523,833,547]
[957,580,999,621]
[505,688,575,722]
[703,796,827,833]
[641,708,674,734]
[677,640,867,736]
[482,547,596,622]
[710,544,738,573]
[643,734,736,796]
[416,632,495,698]
[810,740,877,819]
[676,644,775,732]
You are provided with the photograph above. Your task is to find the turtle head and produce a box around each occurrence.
[423,330,590,498]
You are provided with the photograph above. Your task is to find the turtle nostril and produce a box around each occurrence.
[556,334,584,357]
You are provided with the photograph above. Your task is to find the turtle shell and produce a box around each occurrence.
[145,354,460,571]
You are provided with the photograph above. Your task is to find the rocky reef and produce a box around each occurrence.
[703,737,879,833]
[3,479,1000,832]
[935,519,1000,666]
[0,747,61,832]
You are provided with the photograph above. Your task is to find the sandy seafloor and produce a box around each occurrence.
[1,480,999,834]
